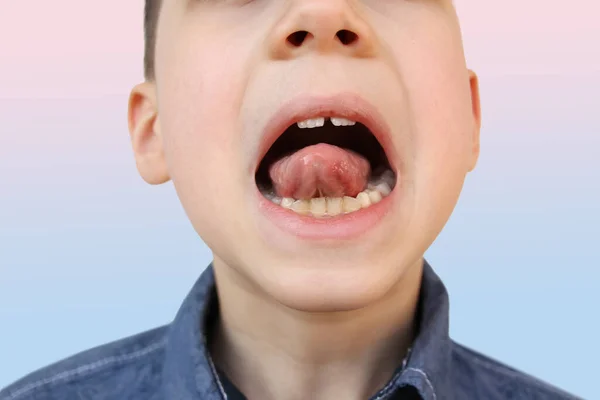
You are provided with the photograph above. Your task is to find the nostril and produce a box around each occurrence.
[336,30,358,46]
[287,31,310,47]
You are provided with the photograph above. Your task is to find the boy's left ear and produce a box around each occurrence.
[127,82,170,185]
[467,69,481,172]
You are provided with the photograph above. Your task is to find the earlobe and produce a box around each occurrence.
[467,69,481,172]
[128,82,170,185]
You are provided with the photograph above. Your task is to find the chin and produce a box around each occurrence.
[245,250,419,313]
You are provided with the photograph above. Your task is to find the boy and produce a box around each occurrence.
[0,1,580,399]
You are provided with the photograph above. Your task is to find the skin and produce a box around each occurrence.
[128,0,481,399]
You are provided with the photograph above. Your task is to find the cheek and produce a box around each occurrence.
[408,64,473,171]
[155,38,252,235]
[159,32,249,168]
[395,33,474,219]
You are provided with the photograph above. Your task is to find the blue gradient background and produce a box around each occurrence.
[1,1,598,398]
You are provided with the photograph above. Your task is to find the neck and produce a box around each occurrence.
[210,259,423,400]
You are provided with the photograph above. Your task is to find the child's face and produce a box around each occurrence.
[132,0,480,310]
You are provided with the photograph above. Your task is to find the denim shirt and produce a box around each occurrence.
[1,260,581,400]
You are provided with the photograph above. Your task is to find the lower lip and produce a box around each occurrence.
[255,188,396,241]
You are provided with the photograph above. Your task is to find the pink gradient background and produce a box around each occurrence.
[1,1,598,398]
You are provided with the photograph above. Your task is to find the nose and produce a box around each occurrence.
[268,0,378,60]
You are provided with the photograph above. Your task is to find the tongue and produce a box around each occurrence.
[269,143,370,200]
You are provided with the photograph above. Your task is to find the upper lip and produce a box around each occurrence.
[254,93,397,175]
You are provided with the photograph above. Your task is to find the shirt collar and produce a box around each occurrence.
[162,259,453,400]
[380,259,453,400]
[162,266,224,399]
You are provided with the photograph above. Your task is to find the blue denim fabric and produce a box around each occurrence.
[1,261,581,400]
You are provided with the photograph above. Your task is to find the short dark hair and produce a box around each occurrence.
[144,0,162,80]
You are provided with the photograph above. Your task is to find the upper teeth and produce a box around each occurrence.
[331,117,356,127]
[297,117,356,129]
[297,118,325,129]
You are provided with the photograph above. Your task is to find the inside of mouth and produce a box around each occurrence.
[255,119,396,202]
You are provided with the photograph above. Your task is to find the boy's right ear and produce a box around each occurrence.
[127,82,170,185]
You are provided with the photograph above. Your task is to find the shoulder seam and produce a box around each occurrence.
[3,339,166,400]
[452,345,577,399]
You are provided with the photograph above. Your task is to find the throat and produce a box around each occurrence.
[209,258,422,400]
[211,314,415,400]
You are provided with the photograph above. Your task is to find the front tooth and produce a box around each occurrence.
[310,197,327,217]
[375,182,392,197]
[343,196,361,213]
[356,192,371,208]
[297,117,325,129]
[291,199,310,214]
[331,117,356,127]
[326,197,343,216]
[281,198,295,209]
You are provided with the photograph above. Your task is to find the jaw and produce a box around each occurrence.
[212,229,426,313]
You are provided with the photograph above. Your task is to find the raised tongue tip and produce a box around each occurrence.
[269,143,370,200]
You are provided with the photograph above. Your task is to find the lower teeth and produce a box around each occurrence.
[263,170,395,217]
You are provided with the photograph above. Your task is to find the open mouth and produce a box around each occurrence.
[255,116,397,218]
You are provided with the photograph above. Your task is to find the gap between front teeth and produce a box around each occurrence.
[267,180,392,218]
[297,117,356,129]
